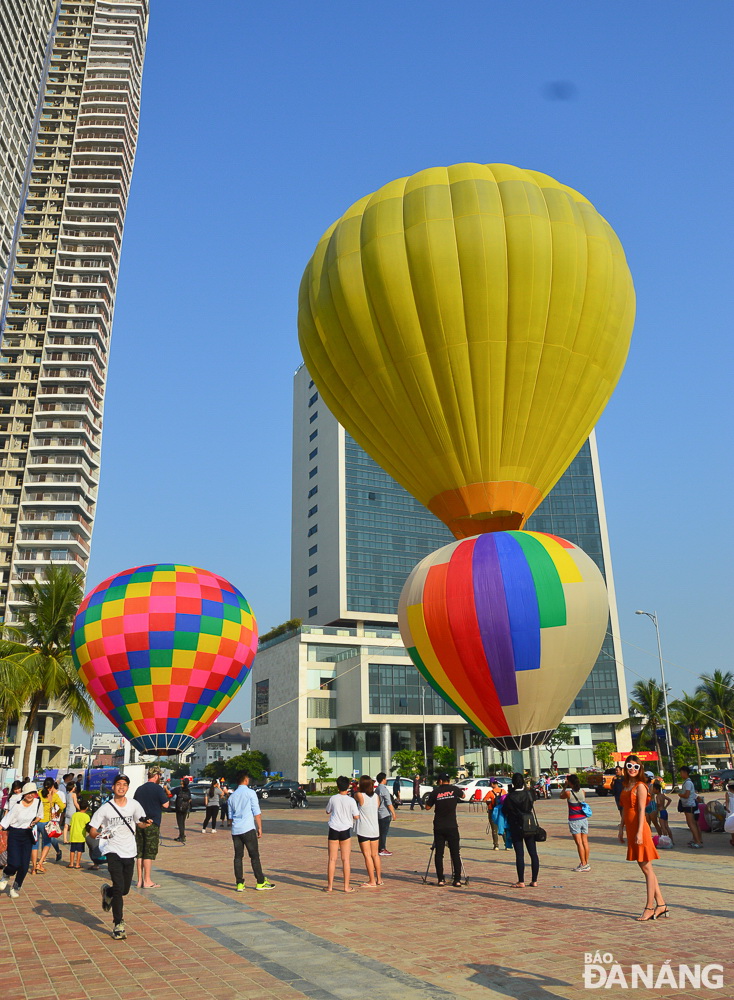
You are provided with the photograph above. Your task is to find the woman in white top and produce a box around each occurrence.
[2,780,23,816]
[353,775,382,888]
[0,782,42,897]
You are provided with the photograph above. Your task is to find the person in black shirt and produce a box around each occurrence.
[171,778,192,844]
[611,766,624,813]
[425,774,463,887]
[502,773,540,888]
[133,767,169,888]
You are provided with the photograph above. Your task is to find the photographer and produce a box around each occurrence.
[425,773,463,887]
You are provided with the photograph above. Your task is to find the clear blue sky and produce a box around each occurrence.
[78,2,732,741]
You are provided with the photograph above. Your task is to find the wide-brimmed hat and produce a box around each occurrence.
[21,782,38,795]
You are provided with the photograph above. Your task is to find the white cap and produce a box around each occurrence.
[21,782,38,795]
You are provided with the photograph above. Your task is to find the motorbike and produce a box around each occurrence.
[289,786,309,809]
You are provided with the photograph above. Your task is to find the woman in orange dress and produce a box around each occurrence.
[618,754,668,921]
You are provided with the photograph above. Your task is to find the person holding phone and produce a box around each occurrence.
[89,774,153,940]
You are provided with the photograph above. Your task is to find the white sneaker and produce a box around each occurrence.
[9,888,19,899]
[211,829,217,834]
[0,878,8,891]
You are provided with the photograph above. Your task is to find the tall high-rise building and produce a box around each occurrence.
[0,1,58,308]
[0,0,148,771]
[0,0,148,620]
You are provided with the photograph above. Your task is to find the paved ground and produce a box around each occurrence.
[1,795,732,1000]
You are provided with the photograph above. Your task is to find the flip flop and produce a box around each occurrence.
[511,882,525,888]
[361,883,380,888]
[322,887,333,892]
[142,883,161,889]
[344,887,356,893]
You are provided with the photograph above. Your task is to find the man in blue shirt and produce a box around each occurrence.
[228,770,274,892]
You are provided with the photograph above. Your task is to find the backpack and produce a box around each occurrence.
[175,786,192,813]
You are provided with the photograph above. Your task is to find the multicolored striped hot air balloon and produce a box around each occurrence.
[397,532,608,749]
[70,564,258,754]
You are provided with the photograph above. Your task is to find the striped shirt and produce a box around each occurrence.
[568,789,586,820]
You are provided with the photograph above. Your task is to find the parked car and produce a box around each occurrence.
[258,779,303,799]
[166,781,208,811]
[454,776,510,801]
[587,768,618,796]
[389,776,434,804]
[546,773,570,790]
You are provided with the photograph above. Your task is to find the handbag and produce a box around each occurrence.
[46,818,62,838]
[531,807,547,842]
[522,802,547,841]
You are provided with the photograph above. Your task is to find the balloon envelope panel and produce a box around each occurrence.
[299,163,635,537]
[71,564,258,754]
[398,532,607,749]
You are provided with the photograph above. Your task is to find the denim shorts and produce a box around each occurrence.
[569,817,589,835]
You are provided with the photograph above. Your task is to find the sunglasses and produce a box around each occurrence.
[625,763,641,771]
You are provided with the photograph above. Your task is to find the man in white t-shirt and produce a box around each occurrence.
[676,766,703,848]
[325,776,360,892]
[89,774,153,939]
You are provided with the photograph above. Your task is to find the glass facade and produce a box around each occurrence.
[344,436,620,718]
[345,433,454,615]
[368,662,451,715]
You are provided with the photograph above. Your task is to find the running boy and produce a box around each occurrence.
[89,774,152,940]
[325,776,360,893]
[68,796,90,868]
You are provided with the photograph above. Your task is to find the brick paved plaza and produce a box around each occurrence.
[1,796,731,1000]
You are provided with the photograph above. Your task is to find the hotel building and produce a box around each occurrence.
[0,0,148,771]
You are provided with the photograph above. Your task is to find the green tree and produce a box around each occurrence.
[696,670,734,763]
[301,747,334,788]
[670,691,707,770]
[617,678,669,768]
[544,723,576,768]
[201,749,270,785]
[390,749,424,777]
[259,618,302,645]
[0,567,93,777]
[594,741,617,769]
[432,745,458,779]
[147,757,190,779]
[673,741,697,772]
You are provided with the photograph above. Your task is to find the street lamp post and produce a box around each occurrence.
[635,610,675,777]
[420,684,428,774]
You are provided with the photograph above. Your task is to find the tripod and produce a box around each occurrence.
[418,841,468,886]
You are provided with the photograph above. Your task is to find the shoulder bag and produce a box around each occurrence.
[572,790,593,818]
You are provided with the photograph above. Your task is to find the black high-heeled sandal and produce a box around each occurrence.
[653,904,670,919]
[636,906,656,921]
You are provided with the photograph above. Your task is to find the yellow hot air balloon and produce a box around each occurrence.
[298,163,635,538]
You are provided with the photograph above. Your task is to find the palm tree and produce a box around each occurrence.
[696,670,734,762]
[670,691,707,770]
[0,567,93,777]
[0,644,30,758]
[617,678,670,767]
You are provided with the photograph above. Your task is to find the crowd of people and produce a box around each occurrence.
[2,755,732,941]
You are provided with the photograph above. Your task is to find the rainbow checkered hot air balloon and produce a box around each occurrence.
[398,532,608,749]
[70,564,258,754]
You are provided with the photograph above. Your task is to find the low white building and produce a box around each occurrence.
[189,722,250,777]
